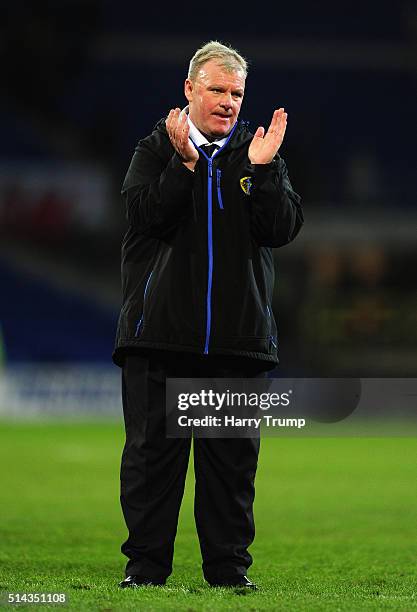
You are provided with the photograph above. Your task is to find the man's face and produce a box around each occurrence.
[185,59,245,139]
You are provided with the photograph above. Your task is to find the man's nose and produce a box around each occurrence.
[220,93,232,108]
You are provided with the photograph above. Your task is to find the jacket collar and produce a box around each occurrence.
[187,115,227,149]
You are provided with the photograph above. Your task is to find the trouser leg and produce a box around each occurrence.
[192,362,264,582]
[193,435,260,582]
[120,354,191,579]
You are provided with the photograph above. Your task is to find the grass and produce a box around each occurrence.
[0,421,416,610]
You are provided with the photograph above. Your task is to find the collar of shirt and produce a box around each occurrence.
[187,115,228,149]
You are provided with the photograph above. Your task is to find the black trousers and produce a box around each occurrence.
[120,350,265,583]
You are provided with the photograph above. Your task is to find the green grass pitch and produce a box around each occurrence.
[0,421,416,610]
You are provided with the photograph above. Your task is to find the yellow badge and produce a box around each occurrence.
[240,176,252,195]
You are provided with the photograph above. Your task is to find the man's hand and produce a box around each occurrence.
[166,108,199,172]
[248,108,287,165]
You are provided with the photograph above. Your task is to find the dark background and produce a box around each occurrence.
[1,0,416,375]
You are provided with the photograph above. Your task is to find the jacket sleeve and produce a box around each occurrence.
[249,156,303,248]
[121,138,195,238]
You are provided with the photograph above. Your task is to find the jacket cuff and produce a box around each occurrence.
[253,162,275,174]
[252,160,280,188]
[171,153,197,176]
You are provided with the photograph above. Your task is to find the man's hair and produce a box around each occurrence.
[188,41,248,81]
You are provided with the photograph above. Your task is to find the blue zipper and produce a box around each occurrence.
[135,271,153,337]
[216,169,224,210]
[204,158,214,353]
[190,122,238,354]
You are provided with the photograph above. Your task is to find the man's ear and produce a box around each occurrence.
[184,78,193,103]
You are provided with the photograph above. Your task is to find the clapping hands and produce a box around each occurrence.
[166,108,199,171]
[248,108,287,165]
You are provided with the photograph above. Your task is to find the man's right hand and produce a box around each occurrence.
[166,108,199,172]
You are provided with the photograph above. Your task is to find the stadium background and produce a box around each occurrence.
[0,2,416,609]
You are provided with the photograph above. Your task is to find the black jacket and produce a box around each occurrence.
[113,117,303,368]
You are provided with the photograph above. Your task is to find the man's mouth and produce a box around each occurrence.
[213,113,231,119]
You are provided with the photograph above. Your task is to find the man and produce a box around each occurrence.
[114,41,303,590]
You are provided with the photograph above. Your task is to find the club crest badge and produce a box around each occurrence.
[240,176,252,195]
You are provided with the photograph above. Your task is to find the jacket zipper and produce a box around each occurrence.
[216,169,224,210]
[205,159,214,353]
[135,271,153,337]
[190,122,238,355]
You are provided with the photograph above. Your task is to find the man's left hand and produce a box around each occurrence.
[248,108,287,165]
